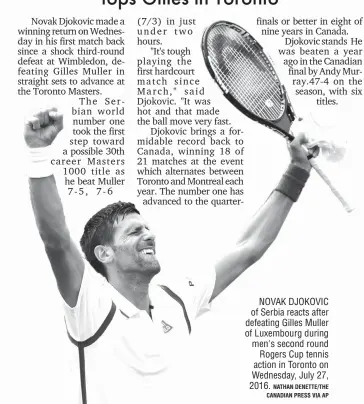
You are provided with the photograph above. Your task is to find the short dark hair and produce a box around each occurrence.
[80,201,140,278]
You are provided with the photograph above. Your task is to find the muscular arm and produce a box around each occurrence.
[30,176,84,306]
[210,132,311,301]
[211,191,293,301]
[26,110,84,307]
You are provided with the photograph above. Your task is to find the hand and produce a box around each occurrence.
[288,118,311,172]
[24,108,63,148]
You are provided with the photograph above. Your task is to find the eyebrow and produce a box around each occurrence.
[123,222,146,234]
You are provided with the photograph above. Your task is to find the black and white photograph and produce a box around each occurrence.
[3,1,363,403]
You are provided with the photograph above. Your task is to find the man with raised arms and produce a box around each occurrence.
[25,108,311,404]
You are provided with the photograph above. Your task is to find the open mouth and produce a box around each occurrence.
[141,248,155,256]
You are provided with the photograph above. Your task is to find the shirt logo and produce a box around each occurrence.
[161,320,173,333]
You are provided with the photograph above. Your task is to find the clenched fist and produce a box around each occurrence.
[24,108,63,148]
[288,117,319,173]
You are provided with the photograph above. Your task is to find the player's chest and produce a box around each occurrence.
[91,301,191,374]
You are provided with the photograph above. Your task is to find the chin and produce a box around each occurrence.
[136,256,161,276]
[148,262,161,275]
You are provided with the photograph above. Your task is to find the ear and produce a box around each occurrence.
[94,245,114,265]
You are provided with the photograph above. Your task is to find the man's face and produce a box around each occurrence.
[110,213,160,276]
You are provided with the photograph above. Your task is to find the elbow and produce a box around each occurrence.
[40,229,72,252]
[242,237,274,266]
[34,206,69,246]
[44,239,72,255]
[244,248,263,268]
[36,216,71,251]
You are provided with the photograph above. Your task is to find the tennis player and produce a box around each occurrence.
[25,108,311,404]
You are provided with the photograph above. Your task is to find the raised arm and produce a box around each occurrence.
[26,109,84,307]
[211,132,311,301]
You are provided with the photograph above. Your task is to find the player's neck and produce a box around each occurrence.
[109,272,152,311]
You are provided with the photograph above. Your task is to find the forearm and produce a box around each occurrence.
[25,110,84,305]
[29,175,71,248]
[212,132,312,300]
[212,165,310,300]
[238,163,310,258]
[237,191,293,259]
[211,192,292,301]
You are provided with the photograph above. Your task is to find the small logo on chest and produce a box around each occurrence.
[161,320,173,333]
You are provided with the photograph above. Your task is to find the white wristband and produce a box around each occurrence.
[28,146,53,178]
